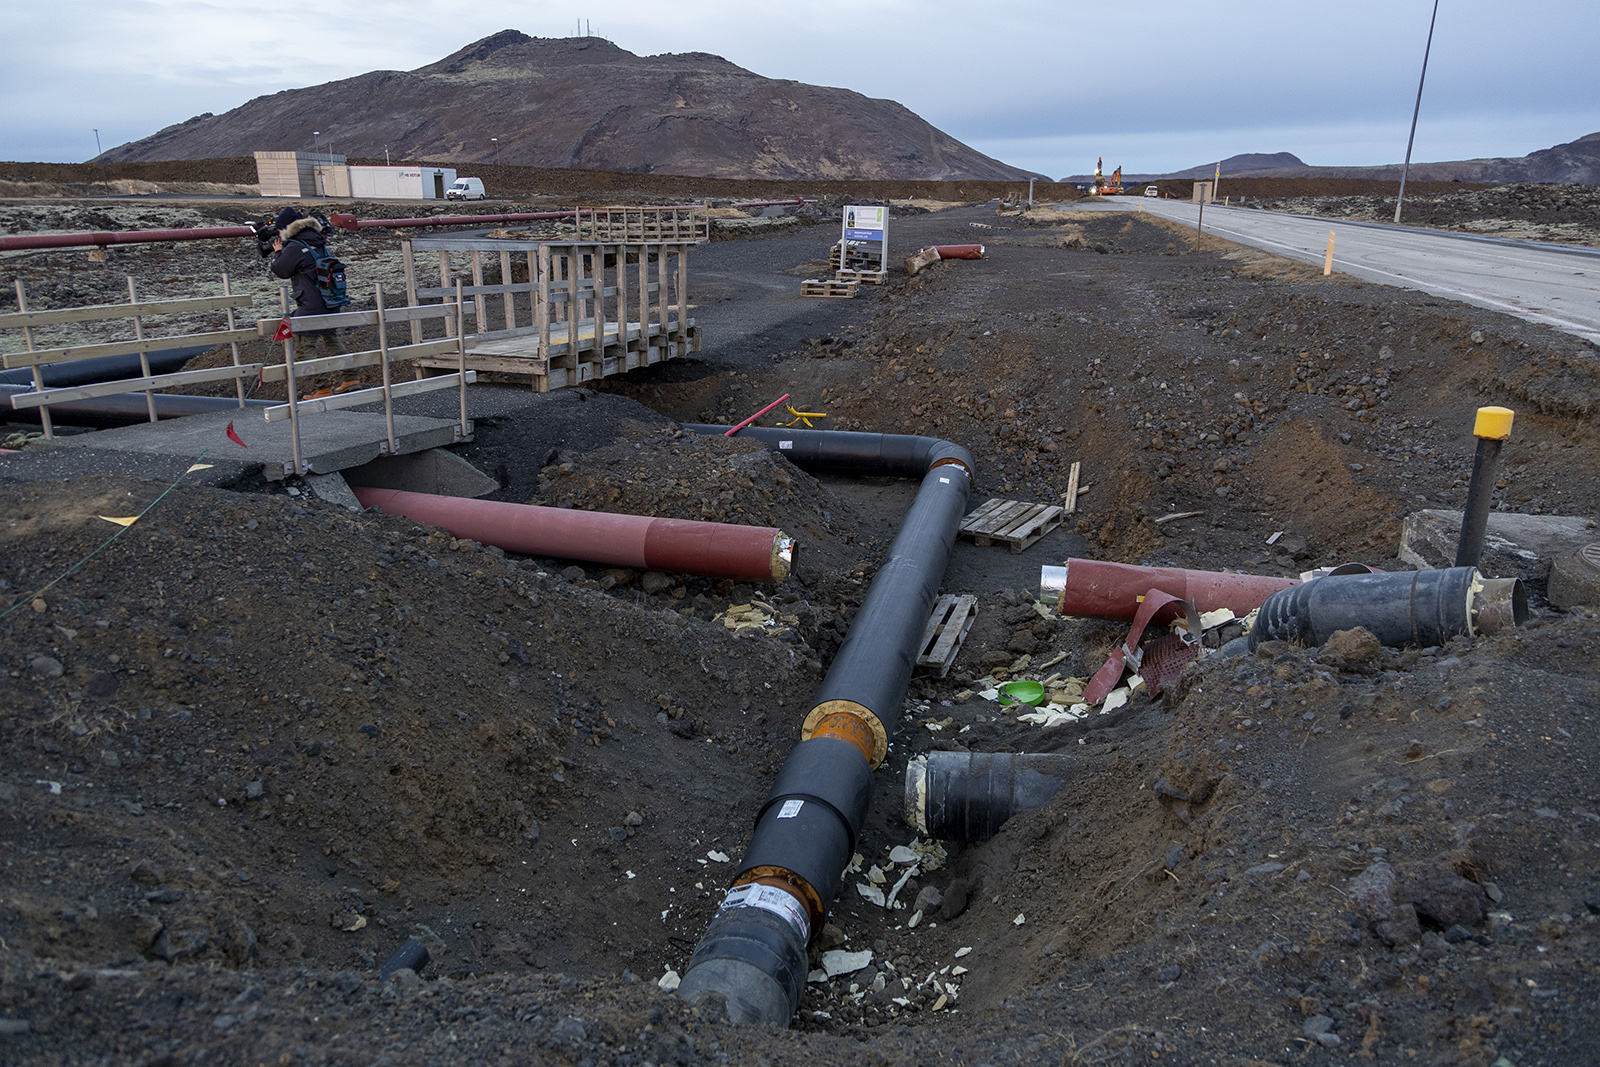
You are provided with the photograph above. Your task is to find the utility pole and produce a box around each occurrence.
[1028,178,1035,207]
[313,130,321,155]
[492,137,500,165]
[93,128,102,157]
[384,145,390,166]
[1395,0,1440,225]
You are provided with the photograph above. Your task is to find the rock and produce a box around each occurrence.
[640,571,674,595]
[1303,1015,1335,1038]
[332,970,362,994]
[1317,627,1382,672]
[549,1017,587,1046]
[1404,872,1487,928]
[246,780,264,799]
[1316,1033,1342,1048]
[559,565,585,582]
[100,750,121,768]
[1376,903,1422,947]
[913,885,943,916]
[1347,861,1397,923]
[1007,628,1036,653]
[939,878,970,920]
[819,923,847,949]
[1399,509,1594,584]
[1157,964,1181,983]
[821,949,873,978]
[28,655,63,679]
[1443,923,1476,943]
[144,888,184,904]
[1547,542,1600,610]
[1246,862,1285,876]
[148,924,209,962]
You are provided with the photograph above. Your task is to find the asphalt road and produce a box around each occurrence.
[1056,198,1600,345]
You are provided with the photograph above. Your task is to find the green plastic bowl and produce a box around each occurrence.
[1000,679,1046,706]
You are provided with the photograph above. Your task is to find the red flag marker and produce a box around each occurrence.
[226,422,246,448]
[272,318,293,341]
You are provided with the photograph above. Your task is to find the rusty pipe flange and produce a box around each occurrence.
[801,700,888,768]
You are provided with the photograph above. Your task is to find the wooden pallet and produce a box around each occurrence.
[916,594,978,677]
[835,269,887,285]
[801,278,858,299]
[959,498,1065,553]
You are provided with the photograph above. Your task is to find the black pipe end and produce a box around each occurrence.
[378,937,429,979]
[676,904,807,1027]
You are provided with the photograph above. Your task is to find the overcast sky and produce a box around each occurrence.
[4,0,1597,177]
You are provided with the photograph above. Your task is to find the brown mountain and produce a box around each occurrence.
[1074,133,1600,185]
[99,30,1042,182]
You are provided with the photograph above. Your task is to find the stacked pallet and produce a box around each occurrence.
[801,279,858,299]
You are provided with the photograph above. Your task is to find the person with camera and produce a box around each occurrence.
[264,206,357,399]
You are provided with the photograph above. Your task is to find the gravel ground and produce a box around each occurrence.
[2,193,1598,1066]
[1237,183,1600,247]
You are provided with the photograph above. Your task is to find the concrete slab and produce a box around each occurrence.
[1399,508,1600,584]
[47,408,470,481]
[306,472,363,512]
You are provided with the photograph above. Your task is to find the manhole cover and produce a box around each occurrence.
[1580,542,1600,571]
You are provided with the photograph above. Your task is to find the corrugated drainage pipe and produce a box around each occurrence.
[673,425,974,1026]
[1247,567,1526,651]
[350,486,794,583]
[1045,558,1301,622]
[906,752,1078,843]
[0,383,271,428]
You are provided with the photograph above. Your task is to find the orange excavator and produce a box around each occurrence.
[1092,157,1124,195]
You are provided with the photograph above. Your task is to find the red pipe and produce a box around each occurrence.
[1055,559,1299,622]
[731,198,809,209]
[934,245,985,260]
[0,225,256,252]
[725,393,790,436]
[327,210,583,232]
[351,487,794,582]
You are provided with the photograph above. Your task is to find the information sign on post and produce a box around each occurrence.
[840,205,888,273]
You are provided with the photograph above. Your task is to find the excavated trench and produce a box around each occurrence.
[3,197,1599,1063]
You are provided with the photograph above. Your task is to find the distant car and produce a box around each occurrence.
[445,177,486,201]
[1144,185,1160,197]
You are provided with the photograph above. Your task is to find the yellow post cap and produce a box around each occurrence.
[1473,406,1514,440]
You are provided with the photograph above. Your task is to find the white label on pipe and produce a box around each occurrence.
[779,440,793,449]
[720,883,810,940]
[939,477,949,483]
[778,799,804,819]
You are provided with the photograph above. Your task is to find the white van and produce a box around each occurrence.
[445,177,486,201]
[1144,185,1160,197]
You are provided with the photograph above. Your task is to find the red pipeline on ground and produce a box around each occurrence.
[351,487,791,583]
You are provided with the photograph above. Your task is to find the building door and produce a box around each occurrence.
[434,173,445,199]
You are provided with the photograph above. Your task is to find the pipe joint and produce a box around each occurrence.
[801,700,887,767]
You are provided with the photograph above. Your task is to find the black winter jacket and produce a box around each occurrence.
[269,217,336,320]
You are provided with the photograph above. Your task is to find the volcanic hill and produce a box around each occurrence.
[98,30,1041,182]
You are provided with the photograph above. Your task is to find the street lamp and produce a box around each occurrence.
[313,130,321,155]
[492,137,499,165]
[384,145,390,166]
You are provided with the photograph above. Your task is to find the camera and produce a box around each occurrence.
[254,222,279,259]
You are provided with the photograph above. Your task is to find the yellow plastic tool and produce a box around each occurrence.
[779,404,828,428]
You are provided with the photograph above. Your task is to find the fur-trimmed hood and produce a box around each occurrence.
[282,216,323,239]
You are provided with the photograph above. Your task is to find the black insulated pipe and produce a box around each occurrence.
[0,345,209,388]
[682,425,974,481]
[378,937,430,980]
[906,752,1080,843]
[1248,567,1527,652]
[0,384,271,429]
[675,425,974,1026]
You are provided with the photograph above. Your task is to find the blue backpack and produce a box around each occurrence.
[291,239,350,311]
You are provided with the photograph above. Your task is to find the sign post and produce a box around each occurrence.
[840,205,888,277]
